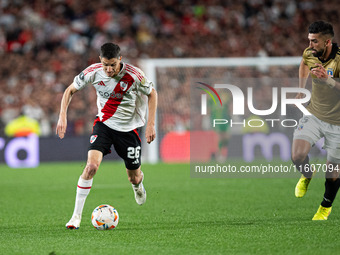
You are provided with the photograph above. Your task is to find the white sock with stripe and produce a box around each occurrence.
[72,176,93,217]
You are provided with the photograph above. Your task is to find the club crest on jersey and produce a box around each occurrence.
[120,82,128,91]
[327,68,334,77]
[90,135,98,144]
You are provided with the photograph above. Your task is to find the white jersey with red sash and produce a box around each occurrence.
[73,62,153,132]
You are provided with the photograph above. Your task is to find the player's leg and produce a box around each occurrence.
[313,153,340,221]
[292,139,312,177]
[112,128,146,205]
[127,166,146,205]
[74,150,103,215]
[66,150,103,229]
[312,162,340,220]
[323,162,340,206]
[127,166,143,185]
[217,131,230,162]
[292,115,321,198]
[292,139,314,197]
[312,125,340,220]
[66,120,111,229]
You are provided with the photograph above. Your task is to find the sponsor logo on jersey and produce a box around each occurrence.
[98,81,106,86]
[90,135,98,143]
[98,91,123,99]
[327,68,334,77]
[120,81,128,91]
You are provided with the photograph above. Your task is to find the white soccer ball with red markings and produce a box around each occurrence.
[91,204,119,230]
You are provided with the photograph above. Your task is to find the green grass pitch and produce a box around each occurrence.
[1,161,340,255]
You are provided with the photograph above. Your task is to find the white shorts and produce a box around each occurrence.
[293,114,340,163]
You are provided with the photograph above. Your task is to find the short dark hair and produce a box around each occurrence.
[100,43,121,59]
[308,21,334,37]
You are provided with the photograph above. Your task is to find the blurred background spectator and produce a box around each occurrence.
[0,0,339,138]
[5,113,40,137]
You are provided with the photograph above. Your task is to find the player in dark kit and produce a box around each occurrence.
[292,21,340,220]
[56,43,157,229]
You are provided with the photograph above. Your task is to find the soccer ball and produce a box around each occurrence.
[91,204,119,230]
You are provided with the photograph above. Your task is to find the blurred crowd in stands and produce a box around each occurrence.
[0,0,339,137]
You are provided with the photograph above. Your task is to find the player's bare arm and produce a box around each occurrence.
[296,59,310,99]
[311,63,340,91]
[145,88,157,144]
[56,83,78,139]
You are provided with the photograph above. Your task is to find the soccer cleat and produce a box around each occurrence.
[66,214,81,229]
[295,173,315,198]
[312,205,332,221]
[132,172,146,205]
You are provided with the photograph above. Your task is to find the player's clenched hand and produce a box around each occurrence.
[145,125,156,144]
[310,63,327,79]
[56,116,67,139]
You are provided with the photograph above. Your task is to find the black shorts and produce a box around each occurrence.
[88,120,142,170]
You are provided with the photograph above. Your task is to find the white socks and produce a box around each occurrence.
[72,176,93,217]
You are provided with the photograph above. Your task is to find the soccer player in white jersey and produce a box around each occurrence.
[56,43,157,229]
